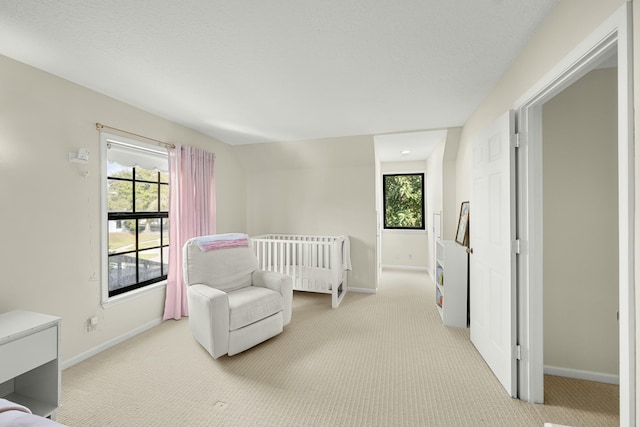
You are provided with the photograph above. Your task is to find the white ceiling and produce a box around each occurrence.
[375,130,447,163]
[0,1,559,149]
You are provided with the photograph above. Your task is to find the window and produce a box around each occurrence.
[383,173,425,230]
[103,134,169,299]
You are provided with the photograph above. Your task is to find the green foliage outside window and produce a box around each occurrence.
[108,167,169,233]
[383,173,424,229]
[108,168,168,211]
[107,161,169,297]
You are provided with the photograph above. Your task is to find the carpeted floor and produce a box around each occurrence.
[57,270,618,426]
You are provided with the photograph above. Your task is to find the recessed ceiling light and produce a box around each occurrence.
[400,150,411,155]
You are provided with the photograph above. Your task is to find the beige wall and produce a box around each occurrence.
[0,54,246,363]
[456,0,625,205]
[425,143,444,275]
[235,136,377,291]
[380,160,430,270]
[542,68,619,377]
[442,128,462,241]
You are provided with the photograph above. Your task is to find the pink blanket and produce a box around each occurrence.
[193,233,249,252]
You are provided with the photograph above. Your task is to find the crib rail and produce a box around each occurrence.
[251,234,341,272]
[250,234,347,307]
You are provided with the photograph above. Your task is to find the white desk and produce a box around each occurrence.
[0,310,61,419]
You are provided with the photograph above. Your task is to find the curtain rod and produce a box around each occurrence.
[96,123,176,149]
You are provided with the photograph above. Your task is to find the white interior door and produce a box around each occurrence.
[469,110,517,397]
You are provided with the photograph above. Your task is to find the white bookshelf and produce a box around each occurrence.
[435,240,468,327]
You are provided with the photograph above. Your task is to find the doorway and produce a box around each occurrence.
[541,62,619,404]
[373,130,449,281]
[516,4,633,424]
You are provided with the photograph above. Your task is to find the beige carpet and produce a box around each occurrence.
[57,270,618,426]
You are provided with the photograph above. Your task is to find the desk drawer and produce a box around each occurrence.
[0,326,57,384]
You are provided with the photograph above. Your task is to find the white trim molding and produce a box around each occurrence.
[347,287,377,294]
[61,317,163,370]
[544,365,619,385]
[382,265,429,272]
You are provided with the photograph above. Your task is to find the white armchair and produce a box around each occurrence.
[183,235,293,358]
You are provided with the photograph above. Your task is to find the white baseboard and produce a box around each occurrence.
[347,287,377,294]
[544,365,619,385]
[62,317,163,370]
[382,265,429,272]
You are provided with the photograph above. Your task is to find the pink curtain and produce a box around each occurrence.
[163,145,216,320]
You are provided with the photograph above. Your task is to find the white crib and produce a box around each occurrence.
[250,234,350,308]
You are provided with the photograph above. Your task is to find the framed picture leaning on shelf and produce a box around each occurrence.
[455,201,469,247]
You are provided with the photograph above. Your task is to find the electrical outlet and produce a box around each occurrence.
[87,316,98,331]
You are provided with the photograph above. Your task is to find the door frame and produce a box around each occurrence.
[514,3,633,425]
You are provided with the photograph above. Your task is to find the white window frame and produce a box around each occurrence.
[100,131,168,307]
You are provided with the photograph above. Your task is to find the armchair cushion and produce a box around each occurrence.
[228,286,283,330]
[253,270,293,326]
[183,240,258,292]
